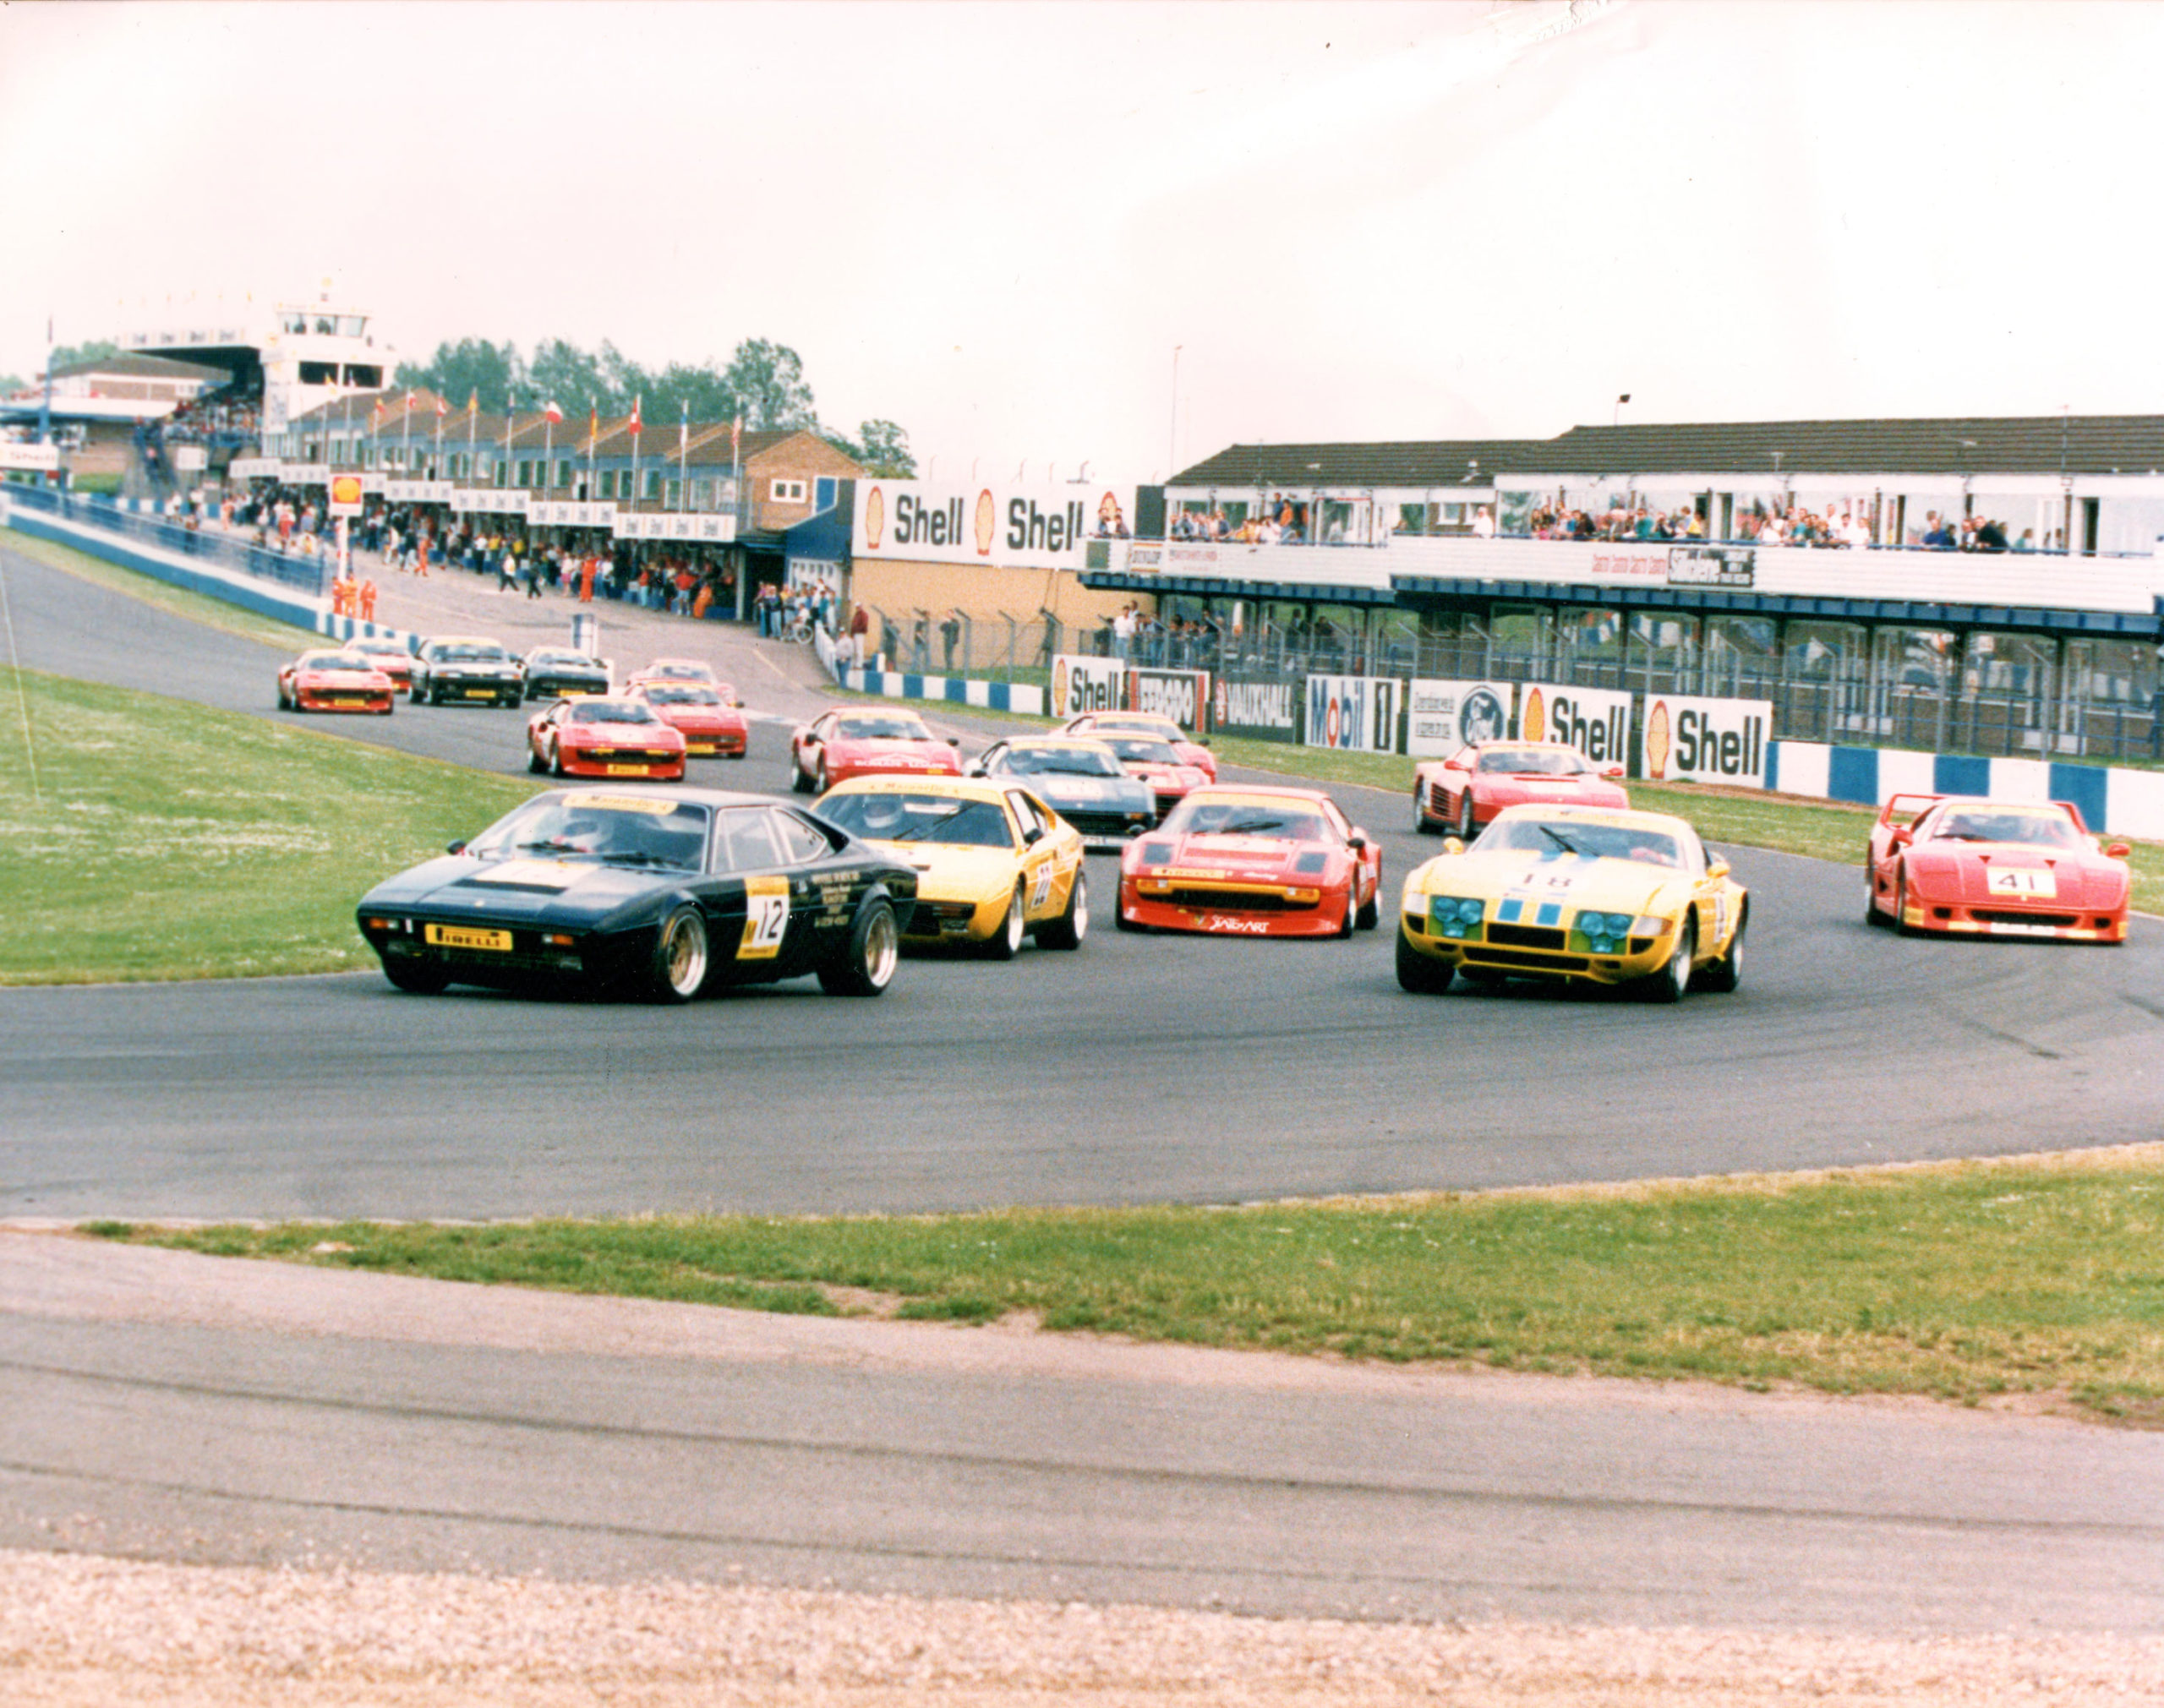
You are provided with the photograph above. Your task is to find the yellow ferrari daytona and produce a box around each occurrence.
[1396,804,1746,1001]
[813,774,1088,958]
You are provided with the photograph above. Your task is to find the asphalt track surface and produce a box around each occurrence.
[4,533,2162,1636]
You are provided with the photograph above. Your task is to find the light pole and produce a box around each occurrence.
[1168,345,1182,483]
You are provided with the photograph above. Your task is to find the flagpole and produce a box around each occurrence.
[677,401,688,511]
[631,395,641,513]
[401,395,412,477]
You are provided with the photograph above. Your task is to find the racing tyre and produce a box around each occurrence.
[1414,788,1435,836]
[1456,789,1478,840]
[647,906,709,1003]
[1396,930,1454,994]
[1697,906,1745,993]
[1336,890,1357,940]
[549,739,566,778]
[985,882,1027,960]
[1356,876,1380,930]
[1894,868,1921,937]
[790,750,814,794]
[380,955,450,996]
[527,744,547,774]
[821,897,899,996]
[813,758,830,796]
[1641,918,1695,1004]
[1037,870,1087,951]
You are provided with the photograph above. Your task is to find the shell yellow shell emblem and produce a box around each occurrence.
[973,488,997,556]
[864,485,885,552]
[1051,657,1069,717]
[1521,685,1545,743]
[1646,699,1672,781]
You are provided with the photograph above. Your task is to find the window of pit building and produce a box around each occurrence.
[770,478,807,505]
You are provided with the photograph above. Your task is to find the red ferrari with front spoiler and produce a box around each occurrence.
[1118,784,1382,938]
[1414,740,1628,838]
[527,696,688,780]
[1866,794,2130,942]
[790,707,960,794]
[624,680,748,759]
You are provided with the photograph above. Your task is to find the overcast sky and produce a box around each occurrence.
[3,2,2159,483]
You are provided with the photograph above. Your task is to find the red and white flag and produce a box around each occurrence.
[544,400,564,425]
[730,412,742,459]
[434,392,448,417]
[628,396,642,438]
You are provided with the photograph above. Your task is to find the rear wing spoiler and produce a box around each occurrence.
[1877,793,2094,833]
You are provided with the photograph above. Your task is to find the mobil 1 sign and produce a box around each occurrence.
[1516,683,1632,767]
[1305,675,1402,752]
[1407,679,1514,757]
[1642,694,1771,786]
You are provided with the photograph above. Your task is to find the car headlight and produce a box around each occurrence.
[1428,895,1485,939]
[1630,914,1669,939]
[1571,910,1636,955]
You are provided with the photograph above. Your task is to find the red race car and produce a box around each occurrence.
[624,679,749,759]
[1866,794,2131,942]
[790,707,960,794]
[347,637,415,690]
[1058,712,1216,781]
[526,696,687,780]
[1118,783,1382,938]
[633,658,720,688]
[276,647,396,714]
[1096,733,1210,817]
[1413,740,1629,838]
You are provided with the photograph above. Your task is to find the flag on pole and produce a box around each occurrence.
[678,400,688,454]
[587,404,598,451]
[434,391,448,418]
[544,400,564,425]
[731,412,742,461]
[629,396,642,438]
[468,388,479,416]
[404,389,415,411]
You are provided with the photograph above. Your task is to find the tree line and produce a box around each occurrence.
[391,335,915,476]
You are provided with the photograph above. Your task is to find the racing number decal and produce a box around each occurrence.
[1030,859,1056,912]
[738,876,790,959]
[1988,868,2056,897]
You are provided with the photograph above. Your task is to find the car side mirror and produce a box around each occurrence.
[1707,856,1731,880]
[1441,836,1466,855]
[1348,832,1368,853]
[1199,738,1212,748]
[2106,841,2132,859]
[1023,826,1045,845]
[1602,764,1625,779]
[946,736,961,748]
[446,840,467,855]
[965,761,986,778]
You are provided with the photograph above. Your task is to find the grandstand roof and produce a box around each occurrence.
[52,352,227,385]
[1170,416,2164,486]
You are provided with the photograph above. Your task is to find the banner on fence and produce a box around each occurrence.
[1516,682,1634,767]
[1407,678,1516,757]
[1210,675,1302,745]
[1049,653,1126,719]
[1642,693,1773,786]
[1129,668,1210,731]
[1305,674,1403,753]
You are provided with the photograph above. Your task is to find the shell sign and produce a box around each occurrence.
[1640,695,1771,787]
[328,473,364,517]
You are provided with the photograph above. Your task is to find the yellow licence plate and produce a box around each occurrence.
[425,924,512,951]
[605,763,650,775]
[687,743,716,755]
[464,688,495,698]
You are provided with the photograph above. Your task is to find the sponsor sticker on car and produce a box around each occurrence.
[1987,867,2056,897]
[425,924,511,951]
[739,875,790,959]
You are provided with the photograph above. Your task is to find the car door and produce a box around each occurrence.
[1005,789,1076,923]
[1681,830,1730,958]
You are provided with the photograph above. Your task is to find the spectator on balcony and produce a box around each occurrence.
[1471,505,1495,538]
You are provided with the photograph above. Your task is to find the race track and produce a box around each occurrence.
[3,538,2161,1222]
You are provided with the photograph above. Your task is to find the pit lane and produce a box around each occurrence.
[4,537,2159,1223]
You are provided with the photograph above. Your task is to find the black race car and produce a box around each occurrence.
[969,735,1157,848]
[357,786,917,1001]
[409,636,524,707]
[521,647,612,700]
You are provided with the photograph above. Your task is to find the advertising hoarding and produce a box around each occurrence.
[1048,654,1126,720]
[1210,675,1302,745]
[1304,674,1403,753]
[1641,694,1773,787]
[1129,668,1209,732]
[1516,682,1634,767]
[855,479,1137,570]
[1406,679,1516,757]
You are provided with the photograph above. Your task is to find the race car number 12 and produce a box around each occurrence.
[739,876,789,959]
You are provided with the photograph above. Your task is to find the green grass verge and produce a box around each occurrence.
[90,1146,2164,1424]
[0,668,540,983]
[3,526,322,651]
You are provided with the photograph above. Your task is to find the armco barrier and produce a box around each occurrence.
[5,485,330,634]
[832,659,1046,717]
[1767,740,2164,840]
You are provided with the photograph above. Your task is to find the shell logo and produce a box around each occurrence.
[973,488,997,557]
[1521,685,1544,743]
[330,474,363,507]
[864,486,885,552]
[1646,698,1672,781]
[1052,658,1070,717]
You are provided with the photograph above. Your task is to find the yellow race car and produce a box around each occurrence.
[1396,803,1746,1002]
[813,774,1088,958]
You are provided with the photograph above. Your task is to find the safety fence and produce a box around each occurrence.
[6,484,330,597]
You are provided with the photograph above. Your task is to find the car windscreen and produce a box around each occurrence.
[467,794,710,870]
[644,685,721,705]
[570,702,660,725]
[1105,737,1179,764]
[820,792,1012,848]
[837,716,932,741]
[1160,799,1325,841]
[307,654,374,671]
[1476,748,1587,775]
[1926,808,2082,848]
[997,745,1123,778]
[440,645,507,663]
[1480,818,1682,867]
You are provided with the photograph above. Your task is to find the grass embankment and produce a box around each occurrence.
[93,1145,2164,1424]
[0,668,539,984]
